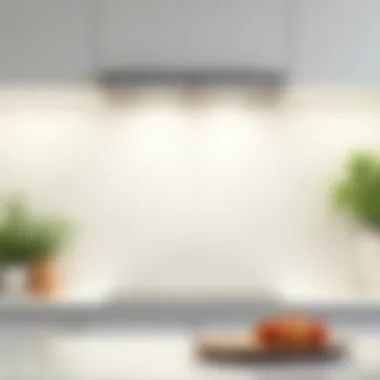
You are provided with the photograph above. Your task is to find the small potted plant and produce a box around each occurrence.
[331,150,380,295]
[0,194,72,298]
[24,214,71,298]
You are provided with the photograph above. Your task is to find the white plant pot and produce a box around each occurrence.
[0,266,26,298]
[357,230,380,296]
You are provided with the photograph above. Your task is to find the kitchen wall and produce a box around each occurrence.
[0,85,379,302]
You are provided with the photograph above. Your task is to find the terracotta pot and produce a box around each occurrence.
[27,259,59,298]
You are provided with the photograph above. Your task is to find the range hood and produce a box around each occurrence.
[97,0,290,87]
[98,68,287,87]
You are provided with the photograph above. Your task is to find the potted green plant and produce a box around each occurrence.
[0,194,72,298]
[331,150,380,295]
[24,214,71,297]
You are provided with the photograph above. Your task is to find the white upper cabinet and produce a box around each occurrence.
[294,0,380,84]
[0,0,93,82]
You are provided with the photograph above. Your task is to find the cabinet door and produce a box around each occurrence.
[295,0,380,84]
[0,0,93,82]
[99,0,289,74]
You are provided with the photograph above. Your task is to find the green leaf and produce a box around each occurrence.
[331,150,380,227]
[0,194,73,265]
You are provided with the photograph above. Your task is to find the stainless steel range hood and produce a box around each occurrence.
[98,68,288,88]
[97,0,290,88]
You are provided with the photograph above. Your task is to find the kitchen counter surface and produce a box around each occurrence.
[0,325,379,380]
[0,298,380,327]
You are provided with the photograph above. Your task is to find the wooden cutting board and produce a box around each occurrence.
[195,331,346,363]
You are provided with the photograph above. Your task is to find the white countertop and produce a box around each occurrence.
[0,298,380,330]
[0,326,379,380]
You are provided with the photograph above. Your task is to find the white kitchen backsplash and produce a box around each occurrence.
[0,86,379,302]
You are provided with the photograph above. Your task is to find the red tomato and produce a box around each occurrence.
[257,317,282,348]
[256,314,330,351]
[279,314,310,350]
[307,320,329,348]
